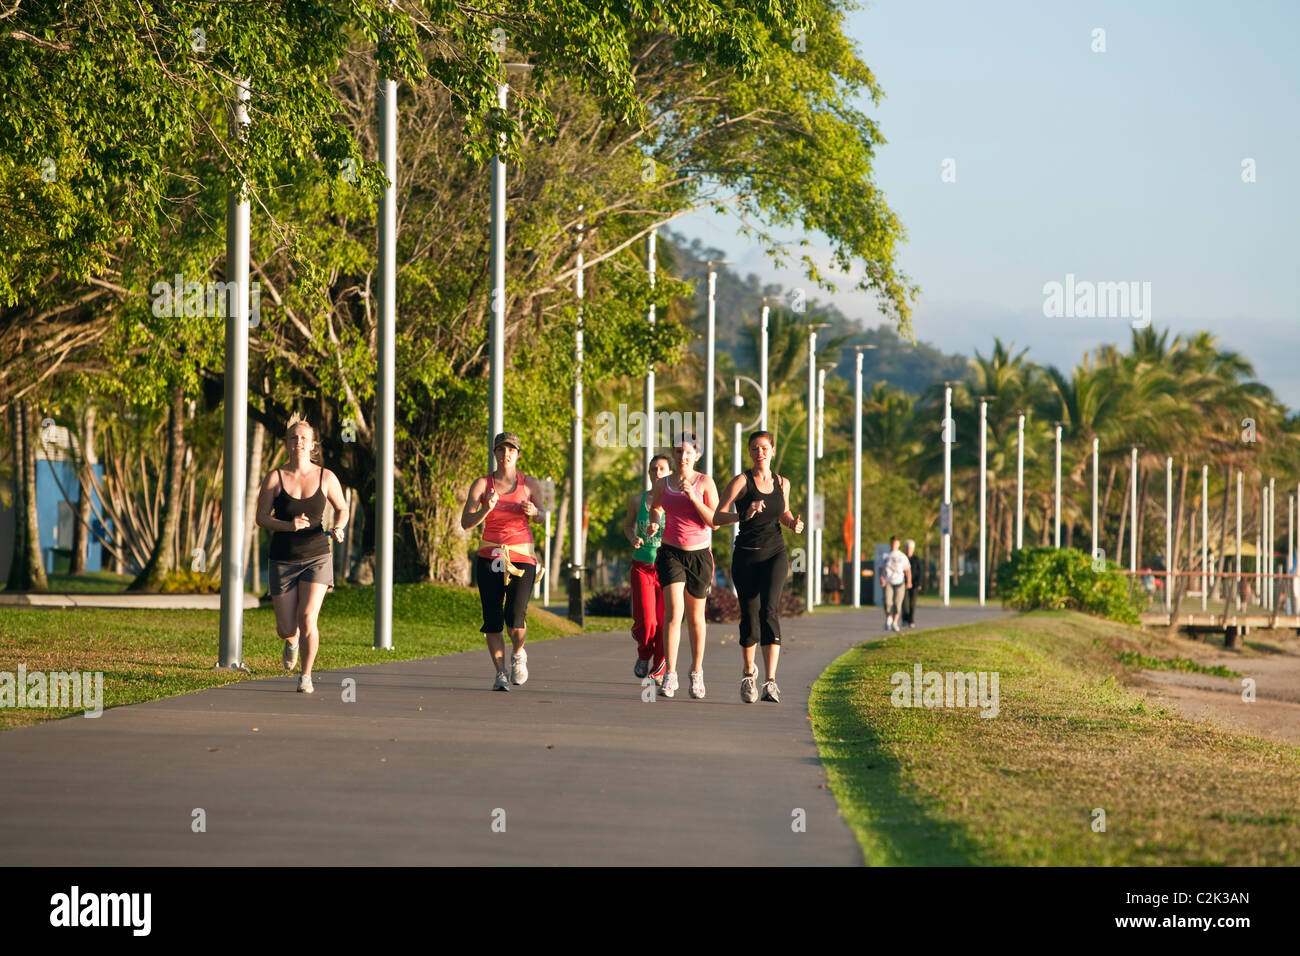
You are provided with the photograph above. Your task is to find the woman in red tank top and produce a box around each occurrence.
[646,431,720,700]
[459,431,543,692]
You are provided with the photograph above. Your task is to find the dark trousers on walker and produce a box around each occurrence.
[902,585,917,626]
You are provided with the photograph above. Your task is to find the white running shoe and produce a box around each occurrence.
[689,670,706,699]
[492,670,510,692]
[659,672,679,698]
[297,674,314,694]
[511,649,529,685]
[282,638,299,671]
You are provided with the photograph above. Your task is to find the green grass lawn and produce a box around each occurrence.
[810,609,1300,865]
[0,582,629,731]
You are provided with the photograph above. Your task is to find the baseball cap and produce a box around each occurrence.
[493,431,521,451]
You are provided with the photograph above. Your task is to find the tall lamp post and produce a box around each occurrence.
[1053,423,1062,549]
[1016,412,1024,550]
[850,345,875,608]
[978,398,987,607]
[942,383,952,607]
[704,261,730,480]
[806,324,827,612]
[645,229,656,486]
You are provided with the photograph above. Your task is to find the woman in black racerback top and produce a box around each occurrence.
[255,414,350,694]
[714,431,805,704]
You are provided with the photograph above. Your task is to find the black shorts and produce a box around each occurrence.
[655,543,714,600]
[476,554,536,633]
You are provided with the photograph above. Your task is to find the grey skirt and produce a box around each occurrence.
[269,552,334,596]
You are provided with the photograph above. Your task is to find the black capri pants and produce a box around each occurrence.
[476,555,537,633]
[732,548,789,647]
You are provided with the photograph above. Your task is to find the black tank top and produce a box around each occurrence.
[734,470,785,560]
[269,467,330,561]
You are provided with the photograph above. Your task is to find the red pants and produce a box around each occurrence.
[630,560,664,664]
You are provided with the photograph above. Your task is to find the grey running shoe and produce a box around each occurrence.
[297,674,314,694]
[634,657,650,679]
[761,679,781,703]
[282,638,299,671]
[493,670,511,692]
[689,670,706,699]
[659,671,678,698]
[740,672,758,703]
[511,649,529,685]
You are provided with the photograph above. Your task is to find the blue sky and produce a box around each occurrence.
[674,0,1300,406]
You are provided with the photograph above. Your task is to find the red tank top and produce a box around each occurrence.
[478,472,536,564]
[663,473,712,549]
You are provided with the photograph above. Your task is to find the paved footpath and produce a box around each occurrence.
[0,605,1006,866]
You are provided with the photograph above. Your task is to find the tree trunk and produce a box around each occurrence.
[1136,471,1150,568]
[242,418,265,593]
[1170,459,1189,613]
[70,404,96,574]
[1099,461,1117,539]
[129,383,186,591]
[1217,466,1231,601]
[7,399,50,591]
[1115,461,1133,567]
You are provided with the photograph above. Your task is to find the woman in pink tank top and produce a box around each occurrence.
[646,432,719,700]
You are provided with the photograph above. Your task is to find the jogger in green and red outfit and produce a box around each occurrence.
[623,454,672,684]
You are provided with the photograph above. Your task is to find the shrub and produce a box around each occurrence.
[996,547,1142,625]
[159,568,220,594]
[585,586,632,617]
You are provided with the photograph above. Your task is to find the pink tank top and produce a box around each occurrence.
[478,472,536,564]
[663,473,712,549]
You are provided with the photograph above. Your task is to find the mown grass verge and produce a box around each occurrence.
[810,609,1300,865]
[0,582,624,730]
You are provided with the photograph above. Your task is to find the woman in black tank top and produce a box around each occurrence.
[715,431,805,704]
[255,415,350,694]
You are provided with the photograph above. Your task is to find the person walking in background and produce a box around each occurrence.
[623,454,672,684]
[646,432,719,700]
[714,431,803,704]
[255,413,350,694]
[901,538,921,629]
[459,432,543,692]
[877,535,912,632]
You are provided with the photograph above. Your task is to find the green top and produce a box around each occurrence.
[632,491,663,564]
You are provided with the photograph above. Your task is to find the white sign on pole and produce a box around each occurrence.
[541,477,556,514]
[813,492,825,532]
[940,502,952,535]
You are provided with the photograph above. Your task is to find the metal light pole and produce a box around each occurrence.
[806,325,824,612]
[942,384,952,607]
[704,262,728,480]
[1269,477,1276,609]
[1170,457,1180,613]
[645,229,656,486]
[1129,447,1138,578]
[488,81,507,471]
[1053,424,1062,548]
[374,53,398,650]
[1091,437,1099,560]
[569,212,585,623]
[218,77,251,670]
[759,299,770,430]
[1201,465,1208,612]
[852,348,864,608]
[978,399,987,607]
[1016,412,1024,549]
[814,364,831,605]
[1235,470,1243,611]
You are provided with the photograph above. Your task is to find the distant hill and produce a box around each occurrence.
[665,231,971,396]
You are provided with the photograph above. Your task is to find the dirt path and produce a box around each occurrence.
[1134,631,1300,745]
